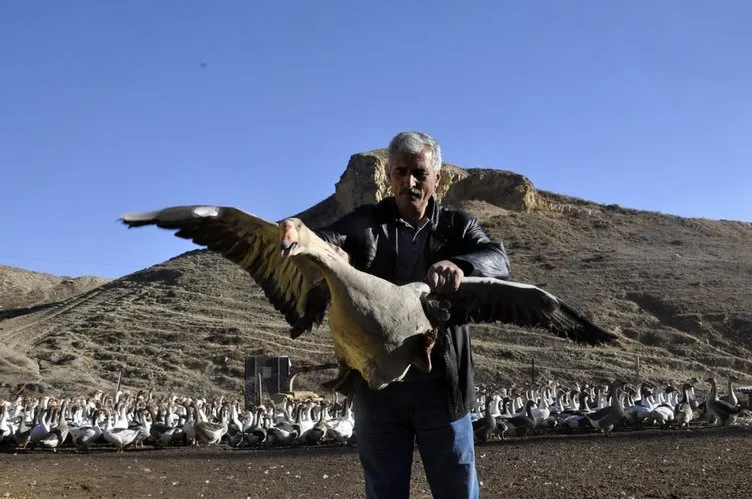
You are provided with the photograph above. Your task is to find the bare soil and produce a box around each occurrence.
[1,426,750,498]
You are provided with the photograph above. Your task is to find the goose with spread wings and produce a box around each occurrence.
[119,205,619,391]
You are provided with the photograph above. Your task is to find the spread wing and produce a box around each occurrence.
[119,205,330,338]
[425,276,618,346]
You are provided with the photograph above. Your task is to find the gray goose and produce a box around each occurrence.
[705,377,740,426]
[583,379,628,437]
[120,205,619,392]
[473,395,499,443]
[502,399,537,440]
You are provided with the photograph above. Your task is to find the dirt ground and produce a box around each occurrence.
[1,426,750,499]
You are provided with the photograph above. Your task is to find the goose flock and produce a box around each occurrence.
[470,375,749,442]
[1,376,748,454]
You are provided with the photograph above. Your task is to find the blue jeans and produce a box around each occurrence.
[353,377,480,499]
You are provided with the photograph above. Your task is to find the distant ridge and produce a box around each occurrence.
[0,264,110,311]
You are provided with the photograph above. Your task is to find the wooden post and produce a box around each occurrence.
[257,373,263,406]
[636,356,640,380]
[531,359,536,385]
[116,371,122,393]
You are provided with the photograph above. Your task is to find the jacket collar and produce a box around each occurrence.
[378,195,441,231]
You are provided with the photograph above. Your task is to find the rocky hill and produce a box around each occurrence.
[1,150,751,400]
[0,265,110,315]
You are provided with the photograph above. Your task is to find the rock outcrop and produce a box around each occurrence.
[334,150,391,215]
[442,168,542,212]
[332,149,537,216]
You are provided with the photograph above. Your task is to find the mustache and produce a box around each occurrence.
[400,187,422,198]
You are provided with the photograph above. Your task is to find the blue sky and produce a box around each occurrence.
[2,1,751,279]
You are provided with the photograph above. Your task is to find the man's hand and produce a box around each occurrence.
[425,260,464,293]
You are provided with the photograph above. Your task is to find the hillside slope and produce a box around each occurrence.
[1,151,751,397]
[0,265,110,313]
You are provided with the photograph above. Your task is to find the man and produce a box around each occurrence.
[314,131,510,499]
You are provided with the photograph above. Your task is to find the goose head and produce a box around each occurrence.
[279,218,309,257]
[278,218,349,263]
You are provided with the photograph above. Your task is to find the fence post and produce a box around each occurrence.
[531,358,536,385]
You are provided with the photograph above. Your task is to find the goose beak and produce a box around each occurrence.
[280,241,297,257]
[278,219,300,257]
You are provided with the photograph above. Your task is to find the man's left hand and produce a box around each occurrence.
[425,260,464,293]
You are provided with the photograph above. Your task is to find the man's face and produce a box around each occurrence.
[389,148,441,220]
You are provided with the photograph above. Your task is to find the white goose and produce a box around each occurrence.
[324,399,355,444]
[673,383,695,429]
[0,404,10,443]
[102,409,141,452]
[28,406,54,447]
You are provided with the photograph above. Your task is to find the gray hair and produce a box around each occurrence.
[387,131,442,173]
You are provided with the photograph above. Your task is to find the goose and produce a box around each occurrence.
[28,406,54,448]
[266,417,299,446]
[555,392,595,432]
[624,389,655,429]
[501,399,537,440]
[644,402,675,428]
[119,205,620,392]
[583,380,628,437]
[133,408,152,448]
[473,394,499,443]
[148,409,180,449]
[182,404,197,445]
[38,406,69,452]
[301,403,329,445]
[723,377,739,407]
[102,409,141,452]
[193,403,229,445]
[227,402,247,447]
[324,400,355,444]
[69,409,103,453]
[673,383,695,430]
[704,377,740,426]
[0,404,10,443]
[13,407,34,449]
[242,407,269,446]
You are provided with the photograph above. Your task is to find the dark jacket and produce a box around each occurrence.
[314,195,511,419]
